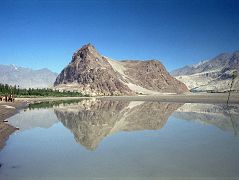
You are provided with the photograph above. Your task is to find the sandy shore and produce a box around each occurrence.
[0,101,28,122]
[0,100,28,149]
[99,93,239,104]
[19,92,239,104]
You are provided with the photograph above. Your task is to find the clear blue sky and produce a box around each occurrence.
[0,0,239,73]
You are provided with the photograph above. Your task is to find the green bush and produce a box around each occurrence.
[0,83,84,97]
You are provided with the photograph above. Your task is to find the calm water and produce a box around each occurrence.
[0,99,239,180]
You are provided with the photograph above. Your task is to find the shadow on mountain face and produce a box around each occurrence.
[54,99,182,150]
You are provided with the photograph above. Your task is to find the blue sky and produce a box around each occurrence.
[0,0,239,73]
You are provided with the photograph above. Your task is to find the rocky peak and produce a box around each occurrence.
[54,44,188,95]
[82,43,95,50]
[71,43,99,63]
[54,44,133,96]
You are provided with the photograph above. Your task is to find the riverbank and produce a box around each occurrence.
[100,92,239,104]
[0,101,28,149]
[20,92,239,104]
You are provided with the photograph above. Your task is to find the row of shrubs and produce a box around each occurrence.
[0,83,85,97]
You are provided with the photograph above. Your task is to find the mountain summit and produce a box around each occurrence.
[54,44,188,96]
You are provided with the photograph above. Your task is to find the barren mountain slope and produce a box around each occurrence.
[171,51,239,92]
[54,44,188,95]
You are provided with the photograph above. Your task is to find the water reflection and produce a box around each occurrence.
[8,99,85,131]
[173,103,239,135]
[3,99,239,179]
[54,99,182,150]
[8,109,58,131]
[7,99,239,151]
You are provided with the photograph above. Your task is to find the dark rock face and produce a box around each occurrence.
[54,44,188,95]
[54,44,133,96]
[54,99,182,150]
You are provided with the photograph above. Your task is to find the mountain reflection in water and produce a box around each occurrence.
[8,99,239,151]
[54,99,182,150]
[173,103,239,135]
[2,99,239,179]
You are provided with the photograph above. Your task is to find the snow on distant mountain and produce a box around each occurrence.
[0,64,58,89]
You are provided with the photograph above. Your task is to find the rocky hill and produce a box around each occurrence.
[171,51,239,92]
[0,64,58,89]
[54,44,188,96]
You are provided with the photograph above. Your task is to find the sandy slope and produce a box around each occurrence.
[175,72,239,91]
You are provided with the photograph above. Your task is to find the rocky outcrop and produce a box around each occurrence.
[54,44,188,96]
[171,51,239,92]
[54,99,182,150]
[54,44,133,96]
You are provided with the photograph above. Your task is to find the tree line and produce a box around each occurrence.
[0,83,85,97]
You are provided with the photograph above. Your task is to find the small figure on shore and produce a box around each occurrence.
[8,95,14,102]
[0,94,15,102]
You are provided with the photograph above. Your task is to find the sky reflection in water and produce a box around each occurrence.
[0,99,239,180]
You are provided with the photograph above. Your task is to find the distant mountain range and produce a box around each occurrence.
[54,44,188,95]
[171,50,239,92]
[0,64,58,89]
